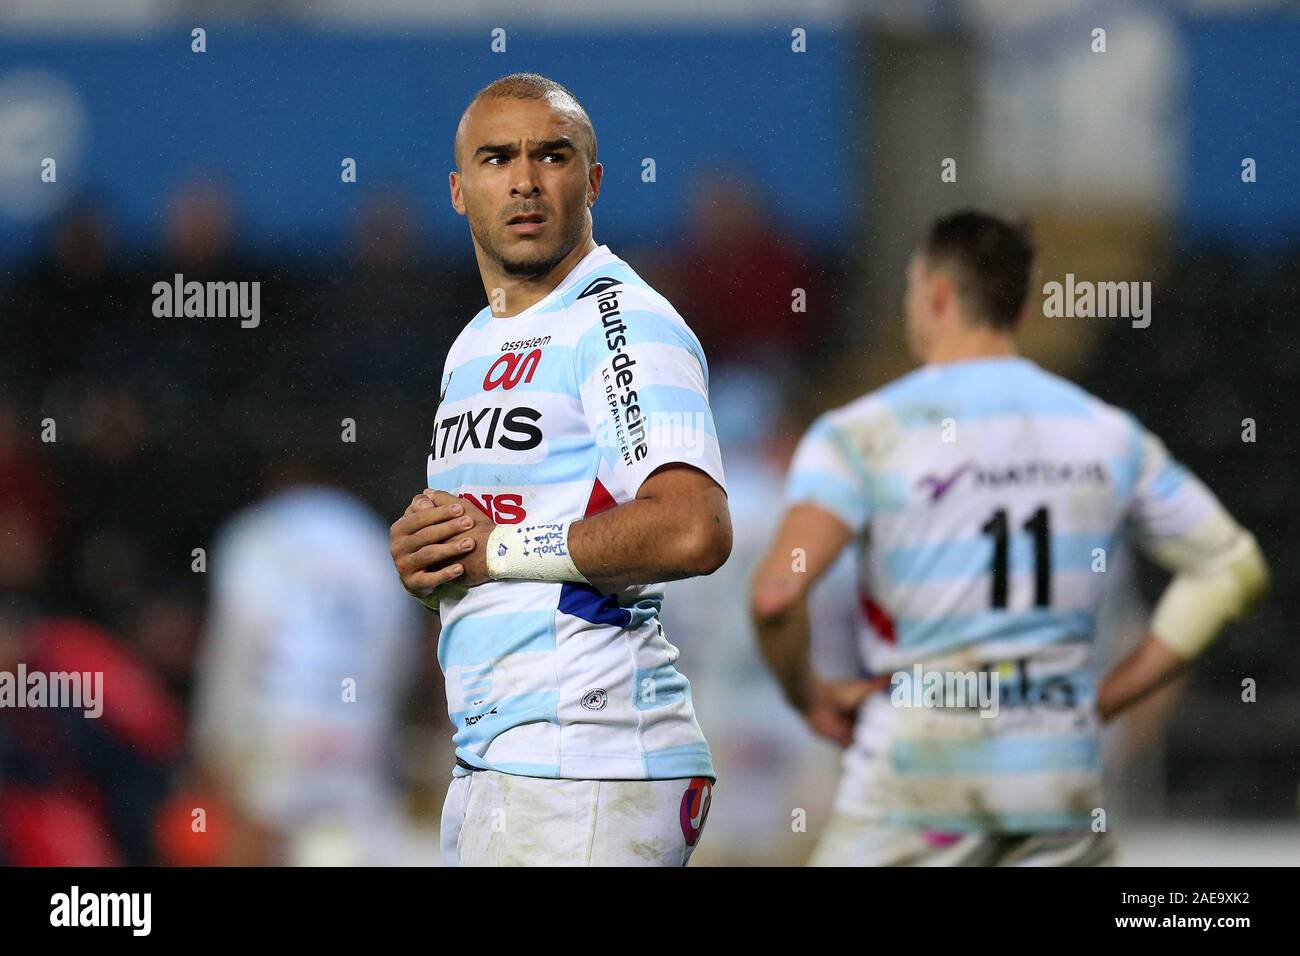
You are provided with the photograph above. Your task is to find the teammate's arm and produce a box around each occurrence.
[749,504,883,745]
[191,530,290,864]
[1096,427,1269,720]
[750,504,849,707]
[747,412,888,743]
[1097,505,1268,720]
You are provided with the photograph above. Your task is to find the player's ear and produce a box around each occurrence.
[449,170,466,216]
[1012,299,1032,330]
[929,269,951,318]
[586,161,603,208]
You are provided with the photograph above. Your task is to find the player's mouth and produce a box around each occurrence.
[506,212,547,236]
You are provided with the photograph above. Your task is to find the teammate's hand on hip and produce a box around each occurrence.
[389,490,489,597]
[419,489,496,588]
[802,676,889,748]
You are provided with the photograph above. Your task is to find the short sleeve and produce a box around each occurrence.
[784,412,870,534]
[574,297,727,499]
[1126,420,1221,551]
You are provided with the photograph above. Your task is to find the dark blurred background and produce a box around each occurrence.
[0,0,1297,865]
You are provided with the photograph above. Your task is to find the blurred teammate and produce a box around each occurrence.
[193,482,422,865]
[387,74,731,866]
[750,210,1269,866]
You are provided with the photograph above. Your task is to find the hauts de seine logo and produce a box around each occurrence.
[581,688,608,711]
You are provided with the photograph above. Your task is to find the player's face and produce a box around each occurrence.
[452,96,599,278]
[904,253,933,361]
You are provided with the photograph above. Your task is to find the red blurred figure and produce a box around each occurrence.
[0,617,184,865]
[0,399,65,597]
[669,173,824,366]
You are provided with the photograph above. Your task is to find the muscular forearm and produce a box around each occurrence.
[567,496,728,591]
[1097,634,1188,721]
[748,504,851,714]
[752,594,814,711]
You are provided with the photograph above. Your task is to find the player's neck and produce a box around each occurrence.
[478,236,600,318]
[925,329,1018,365]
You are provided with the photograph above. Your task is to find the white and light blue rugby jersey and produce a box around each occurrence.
[426,244,726,781]
[193,487,421,821]
[786,356,1223,832]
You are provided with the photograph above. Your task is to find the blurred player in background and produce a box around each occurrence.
[193,459,423,866]
[750,210,1270,866]
[387,74,731,866]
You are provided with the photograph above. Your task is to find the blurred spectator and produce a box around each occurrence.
[52,383,184,624]
[7,202,131,404]
[162,177,236,274]
[660,172,829,373]
[0,616,184,866]
[0,398,64,605]
[299,188,475,409]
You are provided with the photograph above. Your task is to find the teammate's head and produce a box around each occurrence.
[904,210,1035,361]
[450,73,602,279]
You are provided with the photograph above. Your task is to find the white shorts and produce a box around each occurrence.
[440,770,712,866]
[809,813,1113,866]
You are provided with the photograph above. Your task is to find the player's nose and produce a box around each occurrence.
[510,158,542,196]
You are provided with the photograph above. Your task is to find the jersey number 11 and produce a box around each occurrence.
[980,506,1052,609]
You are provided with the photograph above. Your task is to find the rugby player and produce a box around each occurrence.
[388,74,731,866]
[195,483,421,865]
[749,210,1269,866]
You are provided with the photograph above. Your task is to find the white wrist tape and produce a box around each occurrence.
[486,520,590,584]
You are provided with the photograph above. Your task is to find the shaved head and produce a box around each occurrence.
[454,72,597,172]
[448,72,603,283]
